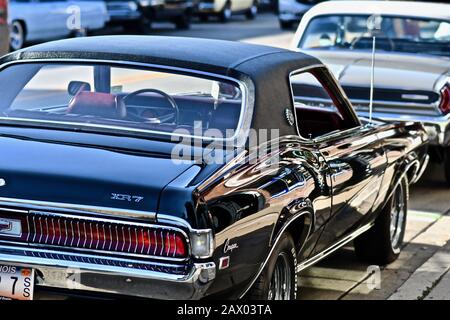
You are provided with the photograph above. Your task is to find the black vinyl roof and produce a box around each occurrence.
[1,36,321,77]
[0,36,325,137]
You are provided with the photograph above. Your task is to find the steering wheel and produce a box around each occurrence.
[350,34,395,51]
[123,88,179,125]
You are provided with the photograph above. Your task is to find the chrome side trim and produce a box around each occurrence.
[238,210,313,299]
[0,197,156,220]
[296,222,374,273]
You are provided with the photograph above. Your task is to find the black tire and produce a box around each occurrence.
[174,12,191,30]
[279,19,293,30]
[354,177,408,265]
[444,147,450,187]
[219,3,232,23]
[246,233,297,300]
[10,20,26,51]
[123,18,151,34]
[199,14,209,22]
[245,2,258,20]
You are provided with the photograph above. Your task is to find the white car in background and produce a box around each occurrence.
[278,0,324,29]
[196,0,258,22]
[9,0,109,51]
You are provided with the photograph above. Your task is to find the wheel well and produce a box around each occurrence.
[284,214,312,256]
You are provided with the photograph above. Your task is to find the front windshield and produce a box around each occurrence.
[0,63,244,140]
[299,15,450,57]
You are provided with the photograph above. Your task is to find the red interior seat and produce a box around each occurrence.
[67,91,126,119]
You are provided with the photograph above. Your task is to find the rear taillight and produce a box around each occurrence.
[0,210,189,259]
[0,0,7,25]
[439,85,450,115]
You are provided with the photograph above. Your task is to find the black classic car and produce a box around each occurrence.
[0,36,428,300]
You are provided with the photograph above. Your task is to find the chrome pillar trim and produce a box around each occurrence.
[0,197,156,220]
[0,244,216,299]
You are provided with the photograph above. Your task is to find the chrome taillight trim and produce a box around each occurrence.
[0,206,191,262]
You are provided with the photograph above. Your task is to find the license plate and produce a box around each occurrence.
[0,265,34,300]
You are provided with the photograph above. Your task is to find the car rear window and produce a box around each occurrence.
[0,63,244,140]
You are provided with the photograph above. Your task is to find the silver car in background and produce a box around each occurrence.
[292,1,450,185]
[8,0,109,51]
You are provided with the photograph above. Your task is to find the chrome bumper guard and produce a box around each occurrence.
[0,244,216,299]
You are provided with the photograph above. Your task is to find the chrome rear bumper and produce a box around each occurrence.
[0,245,216,300]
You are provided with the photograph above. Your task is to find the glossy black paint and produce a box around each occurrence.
[0,37,429,299]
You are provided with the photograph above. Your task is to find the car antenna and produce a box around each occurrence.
[367,14,381,125]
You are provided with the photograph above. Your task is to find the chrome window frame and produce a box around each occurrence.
[288,64,363,143]
[0,58,254,148]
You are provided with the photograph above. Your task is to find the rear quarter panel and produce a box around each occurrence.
[373,121,428,211]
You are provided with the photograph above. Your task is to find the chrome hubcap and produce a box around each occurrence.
[390,183,405,253]
[224,8,231,19]
[10,22,24,50]
[251,5,257,15]
[268,252,292,300]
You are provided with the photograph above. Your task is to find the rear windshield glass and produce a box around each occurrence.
[299,15,450,57]
[0,63,244,139]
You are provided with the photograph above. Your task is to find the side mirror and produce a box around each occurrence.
[68,81,91,96]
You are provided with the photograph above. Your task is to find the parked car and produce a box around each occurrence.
[8,0,109,51]
[292,1,450,185]
[0,36,428,300]
[196,0,258,22]
[278,0,318,30]
[105,0,194,31]
[0,0,8,55]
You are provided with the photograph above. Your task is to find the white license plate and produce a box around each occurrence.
[0,265,34,300]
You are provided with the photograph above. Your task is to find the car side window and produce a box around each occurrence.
[290,68,359,139]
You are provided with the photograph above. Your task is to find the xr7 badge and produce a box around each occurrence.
[111,193,144,203]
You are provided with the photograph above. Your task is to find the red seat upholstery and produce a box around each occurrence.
[295,105,344,138]
[67,91,126,119]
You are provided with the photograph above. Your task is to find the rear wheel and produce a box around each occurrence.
[10,20,26,51]
[174,12,191,30]
[245,2,258,20]
[220,3,232,23]
[279,19,293,30]
[199,13,209,22]
[246,233,297,300]
[444,148,450,187]
[123,18,151,34]
[354,177,408,265]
